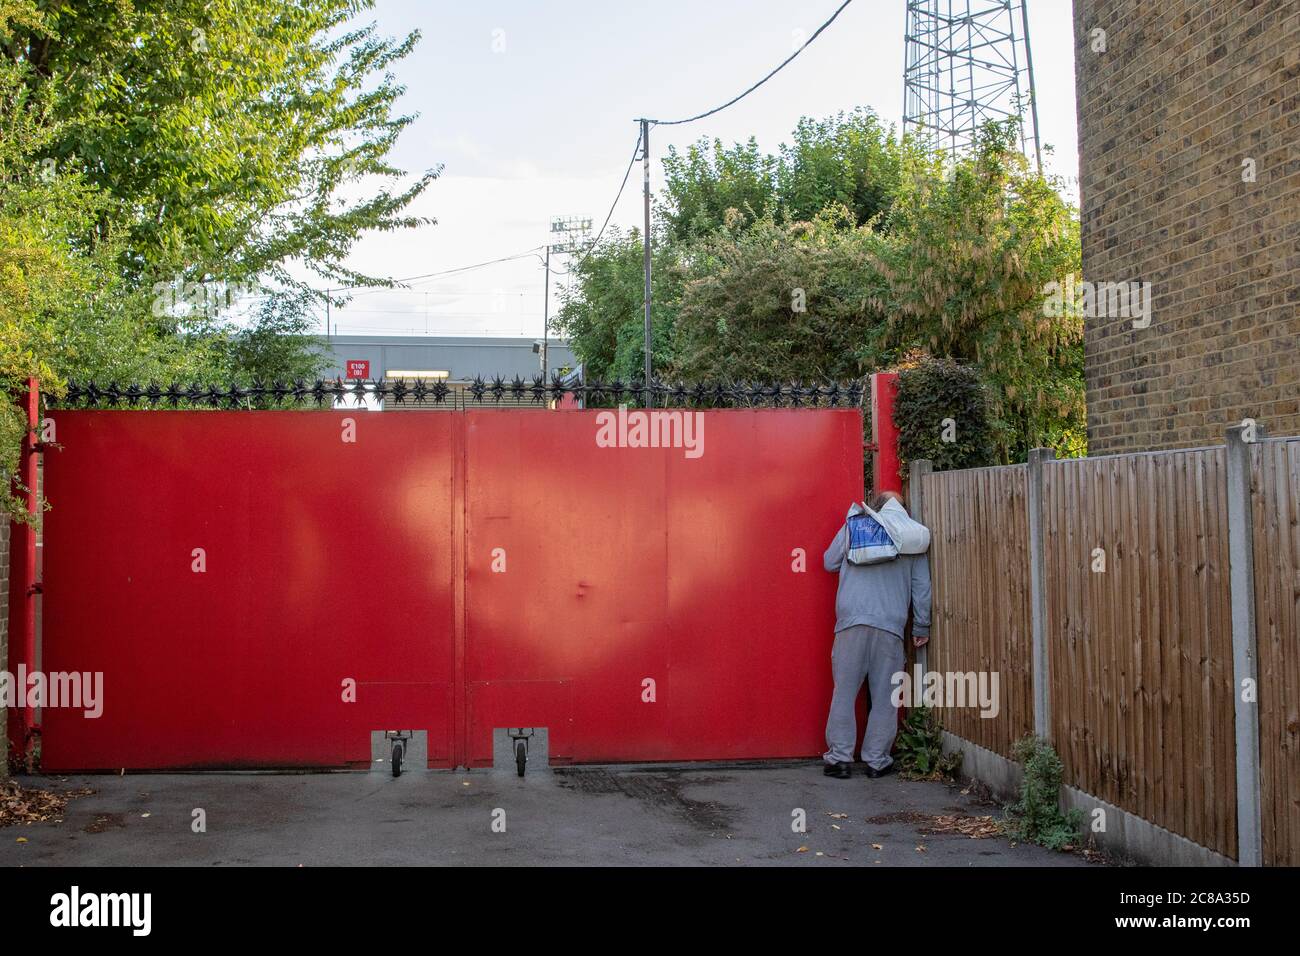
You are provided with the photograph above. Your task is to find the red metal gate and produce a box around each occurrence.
[34,406,862,770]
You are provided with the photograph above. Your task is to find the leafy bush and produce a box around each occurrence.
[660,108,911,243]
[672,209,891,382]
[1005,735,1084,851]
[552,228,682,384]
[894,706,962,780]
[880,122,1085,462]
[894,357,996,477]
[563,116,1086,462]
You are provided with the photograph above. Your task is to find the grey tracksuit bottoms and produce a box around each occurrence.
[823,624,904,769]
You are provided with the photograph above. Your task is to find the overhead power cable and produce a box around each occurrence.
[275,2,855,327]
[341,245,548,300]
[561,128,644,272]
[341,247,548,296]
[235,247,549,304]
[653,0,855,126]
[388,248,546,284]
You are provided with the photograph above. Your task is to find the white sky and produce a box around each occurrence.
[311,0,1079,338]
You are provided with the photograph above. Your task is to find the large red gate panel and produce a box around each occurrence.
[464,408,863,764]
[40,411,456,770]
[663,413,862,759]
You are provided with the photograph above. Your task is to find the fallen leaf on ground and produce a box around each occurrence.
[871,843,883,850]
[796,846,809,853]
[915,845,927,853]
[1,782,94,828]
[866,810,1002,840]
[919,814,1003,839]
[83,813,126,834]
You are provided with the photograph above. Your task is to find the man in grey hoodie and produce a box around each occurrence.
[821,491,931,779]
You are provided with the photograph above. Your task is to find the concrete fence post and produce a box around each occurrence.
[1027,447,1055,741]
[909,459,933,675]
[1224,425,1262,867]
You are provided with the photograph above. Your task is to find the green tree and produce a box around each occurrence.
[566,110,914,386]
[0,23,347,519]
[563,115,1084,461]
[881,122,1084,460]
[2,0,437,295]
[220,290,330,387]
[660,108,909,243]
[661,137,778,243]
[672,207,891,382]
[0,52,163,519]
[552,229,682,384]
[776,110,908,228]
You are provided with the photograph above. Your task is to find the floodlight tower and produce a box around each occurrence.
[542,216,592,380]
[902,0,1042,170]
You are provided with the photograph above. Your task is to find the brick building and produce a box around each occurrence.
[1073,0,1300,453]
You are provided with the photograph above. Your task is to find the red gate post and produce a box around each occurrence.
[870,371,902,495]
[6,376,40,766]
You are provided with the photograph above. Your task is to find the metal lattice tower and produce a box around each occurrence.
[903,0,1041,170]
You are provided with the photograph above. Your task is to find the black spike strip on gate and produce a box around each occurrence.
[50,377,864,410]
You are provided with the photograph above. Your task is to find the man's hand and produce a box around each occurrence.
[913,633,929,649]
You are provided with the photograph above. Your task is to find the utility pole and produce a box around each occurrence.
[640,117,652,407]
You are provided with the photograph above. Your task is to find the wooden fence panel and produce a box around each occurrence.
[925,439,1300,863]
[1252,438,1300,867]
[924,465,1034,757]
[1043,450,1236,859]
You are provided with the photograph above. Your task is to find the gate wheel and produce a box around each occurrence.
[515,738,527,777]
[391,741,404,778]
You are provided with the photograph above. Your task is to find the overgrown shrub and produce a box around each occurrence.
[894,705,962,780]
[671,208,890,382]
[894,357,996,477]
[1005,735,1084,851]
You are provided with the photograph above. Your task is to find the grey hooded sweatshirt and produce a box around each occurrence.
[823,510,932,639]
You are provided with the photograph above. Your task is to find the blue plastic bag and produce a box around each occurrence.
[845,505,899,565]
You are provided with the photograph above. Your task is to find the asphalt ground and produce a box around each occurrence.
[1,760,1096,867]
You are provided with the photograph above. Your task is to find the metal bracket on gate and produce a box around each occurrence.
[370,730,427,777]
[492,727,548,777]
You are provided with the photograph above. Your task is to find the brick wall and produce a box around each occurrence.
[1074,0,1300,453]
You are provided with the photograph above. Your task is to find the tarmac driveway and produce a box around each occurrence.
[1,761,1096,867]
